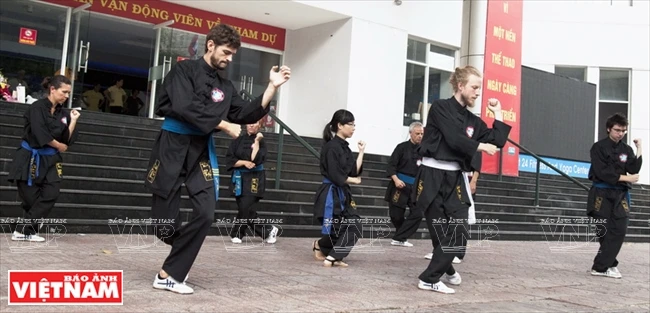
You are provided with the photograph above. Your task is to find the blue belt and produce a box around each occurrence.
[593,182,631,207]
[162,117,219,201]
[233,164,264,196]
[322,178,346,235]
[21,140,57,186]
[396,172,415,185]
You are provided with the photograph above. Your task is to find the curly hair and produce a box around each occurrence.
[205,24,241,52]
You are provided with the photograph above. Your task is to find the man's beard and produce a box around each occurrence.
[462,93,475,108]
[211,54,228,70]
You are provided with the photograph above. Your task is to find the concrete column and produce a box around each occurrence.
[460,0,488,116]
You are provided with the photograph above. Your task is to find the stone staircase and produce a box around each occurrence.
[1,101,649,242]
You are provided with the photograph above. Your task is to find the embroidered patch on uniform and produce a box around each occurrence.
[199,161,213,181]
[416,180,424,200]
[147,159,160,183]
[392,190,401,203]
[251,178,259,193]
[56,163,63,178]
[61,117,68,125]
[456,185,463,200]
[466,126,474,138]
[619,154,628,162]
[621,199,629,212]
[211,88,225,102]
[594,196,603,211]
[350,200,357,208]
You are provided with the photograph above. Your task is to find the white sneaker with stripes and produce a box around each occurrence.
[153,274,193,294]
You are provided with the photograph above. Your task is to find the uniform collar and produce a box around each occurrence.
[333,135,349,146]
[200,57,219,78]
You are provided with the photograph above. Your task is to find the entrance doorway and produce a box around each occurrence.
[66,7,155,115]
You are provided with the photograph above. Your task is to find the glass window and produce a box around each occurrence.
[0,0,68,98]
[555,66,585,81]
[430,44,455,57]
[407,39,426,63]
[599,69,629,101]
[403,63,426,126]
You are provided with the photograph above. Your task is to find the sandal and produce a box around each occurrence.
[323,257,348,267]
[313,240,326,261]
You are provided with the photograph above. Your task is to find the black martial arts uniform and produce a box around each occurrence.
[145,58,269,282]
[7,99,78,235]
[414,97,510,285]
[587,137,642,273]
[226,132,272,240]
[313,136,363,261]
[385,140,421,241]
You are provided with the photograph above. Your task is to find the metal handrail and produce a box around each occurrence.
[238,90,320,189]
[500,138,590,207]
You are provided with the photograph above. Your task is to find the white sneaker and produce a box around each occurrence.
[452,256,462,264]
[231,237,242,244]
[265,226,279,244]
[391,240,414,247]
[424,253,433,260]
[153,274,194,294]
[11,231,45,242]
[446,272,462,285]
[591,269,622,279]
[418,280,455,294]
[609,267,621,276]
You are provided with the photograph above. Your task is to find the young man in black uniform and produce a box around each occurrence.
[414,66,511,294]
[145,24,291,294]
[587,113,642,279]
[226,120,279,244]
[386,121,423,247]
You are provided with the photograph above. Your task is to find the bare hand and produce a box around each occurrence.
[479,143,498,155]
[487,98,502,112]
[269,65,291,88]
[394,179,405,189]
[358,140,366,152]
[70,109,81,120]
[245,161,256,169]
[256,132,264,141]
[633,138,642,148]
[469,180,477,194]
[219,121,241,139]
[351,177,362,185]
[56,143,68,153]
[627,174,640,183]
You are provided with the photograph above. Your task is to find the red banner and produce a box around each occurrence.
[480,0,522,176]
[42,0,285,50]
[19,27,38,45]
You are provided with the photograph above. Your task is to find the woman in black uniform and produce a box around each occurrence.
[312,109,365,267]
[7,75,80,242]
[226,120,279,244]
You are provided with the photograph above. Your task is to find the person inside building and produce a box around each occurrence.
[312,109,365,267]
[7,75,80,242]
[226,119,279,244]
[386,121,423,247]
[82,83,105,112]
[145,23,290,294]
[104,78,127,114]
[413,65,511,294]
[587,113,642,279]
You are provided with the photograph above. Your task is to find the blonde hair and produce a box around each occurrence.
[449,66,482,93]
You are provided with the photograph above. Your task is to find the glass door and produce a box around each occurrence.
[66,6,91,109]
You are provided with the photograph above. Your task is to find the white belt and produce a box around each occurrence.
[421,157,461,171]
[421,158,476,225]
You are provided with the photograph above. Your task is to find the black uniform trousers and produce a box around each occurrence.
[592,216,628,272]
[151,166,215,283]
[317,210,362,260]
[418,169,469,284]
[13,180,61,235]
[230,195,271,240]
[391,184,423,242]
[388,203,406,233]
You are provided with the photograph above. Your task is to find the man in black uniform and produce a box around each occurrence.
[145,24,291,294]
[587,113,642,279]
[414,65,511,294]
[387,121,423,247]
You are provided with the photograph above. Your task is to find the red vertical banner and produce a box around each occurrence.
[480,0,523,176]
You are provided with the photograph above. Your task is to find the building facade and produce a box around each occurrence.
[0,0,647,183]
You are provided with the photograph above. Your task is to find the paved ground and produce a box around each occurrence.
[0,231,648,312]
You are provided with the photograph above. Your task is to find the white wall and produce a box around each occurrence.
[346,19,408,155]
[280,19,353,139]
[295,0,463,48]
[522,0,650,184]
